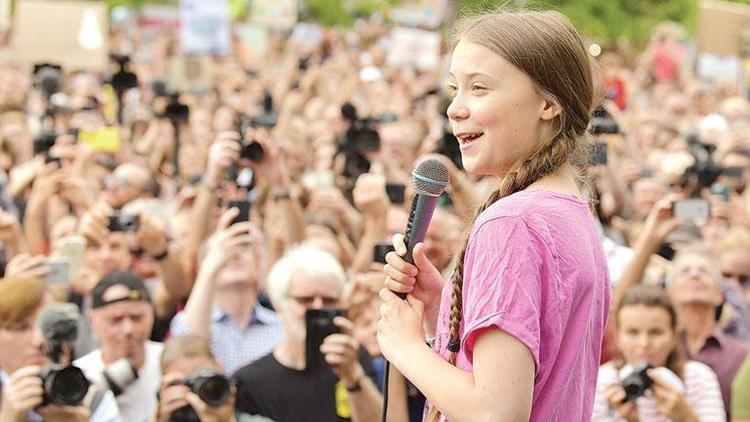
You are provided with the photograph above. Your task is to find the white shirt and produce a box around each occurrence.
[75,341,163,422]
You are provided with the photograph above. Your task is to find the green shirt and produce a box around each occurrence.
[734,355,750,418]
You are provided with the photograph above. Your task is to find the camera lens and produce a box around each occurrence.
[196,375,231,407]
[44,365,90,406]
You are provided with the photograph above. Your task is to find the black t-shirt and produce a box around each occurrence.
[233,348,377,422]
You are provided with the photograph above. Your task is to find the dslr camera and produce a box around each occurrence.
[235,115,265,162]
[183,369,232,406]
[41,364,91,406]
[588,106,619,135]
[620,363,653,402]
[168,369,233,422]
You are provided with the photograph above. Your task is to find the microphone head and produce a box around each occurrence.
[412,158,450,197]
[38,302,80,345]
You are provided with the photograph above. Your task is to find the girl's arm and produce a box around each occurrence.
[393,327,534,422]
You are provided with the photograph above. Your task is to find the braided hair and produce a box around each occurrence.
[427,8,594,420]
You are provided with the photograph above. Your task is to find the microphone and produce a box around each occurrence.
[37,303,80,361]
[401,158,450,294]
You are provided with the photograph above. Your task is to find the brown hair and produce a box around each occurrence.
[160,334,216,371]
[613,285,685,377]
[0,277,47,329]
[430,8,594,419]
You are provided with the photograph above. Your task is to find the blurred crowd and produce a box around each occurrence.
[0,11,748,422]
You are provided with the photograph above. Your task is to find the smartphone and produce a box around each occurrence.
[373,242,396,265]
[44,257,69,284]
[673,199,710,221]
[228,200,251,225]
[305,309,344,371]
[78,127,122,153]
[591,141,608,165]
[59,236,86,280]
[386,183,406,205]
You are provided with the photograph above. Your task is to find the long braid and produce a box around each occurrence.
[427,135,578,421]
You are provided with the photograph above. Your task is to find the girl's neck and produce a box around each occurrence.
[525,164,581,197]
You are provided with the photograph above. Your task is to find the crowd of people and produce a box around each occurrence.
[0,5,747,422]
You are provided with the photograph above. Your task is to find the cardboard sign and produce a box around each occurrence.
[386,27,441,71]
[79,126,122,153]
[13,0,108,70]
[249,0,297,30]
[168,55,216,93]
[697,0,750,56]
[236,23,268,58]
[391,0,449,29]
[180,0,231,56]
[138,5,180,31]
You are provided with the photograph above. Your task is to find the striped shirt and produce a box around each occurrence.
[592,361,725,421]
[170,304,283,375]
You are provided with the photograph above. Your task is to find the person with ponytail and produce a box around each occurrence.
[376,8,610,421]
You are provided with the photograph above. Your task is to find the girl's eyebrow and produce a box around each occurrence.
[448,71,496,81]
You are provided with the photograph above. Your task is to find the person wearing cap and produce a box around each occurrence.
[0,276,120,422]
[75,270,163,422]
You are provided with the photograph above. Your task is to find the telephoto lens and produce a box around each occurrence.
[41,364,91,406]
[620,363,654,402]
[183,369,232,407]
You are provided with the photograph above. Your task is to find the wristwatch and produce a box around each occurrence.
[345,376,364,392]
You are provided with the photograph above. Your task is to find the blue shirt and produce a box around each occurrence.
[170,304,283,374]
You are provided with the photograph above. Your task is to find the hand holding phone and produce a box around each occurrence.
[673,199,710,222]
[305,309,344,371]
[227,200,251,225]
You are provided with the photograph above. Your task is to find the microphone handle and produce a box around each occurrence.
[400,193,439,298]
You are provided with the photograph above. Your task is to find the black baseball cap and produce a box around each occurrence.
[91,270,151,309]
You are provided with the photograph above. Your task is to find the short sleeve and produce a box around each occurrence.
[168,311,193,336]
[461,216,546,368]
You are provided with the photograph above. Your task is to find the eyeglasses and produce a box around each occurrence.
[722,271,750,285]
[290,295,339,308]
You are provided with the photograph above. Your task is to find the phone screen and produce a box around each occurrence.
[673,199,710,221]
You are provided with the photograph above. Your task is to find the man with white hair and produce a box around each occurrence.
[233,245,382,421]
[669,248,749,416]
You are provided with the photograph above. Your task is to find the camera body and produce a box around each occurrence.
[182,369,232,407]
[41,364,91,406]
[236,116,265,162]
[108,213,140,232]
[620,363,654,402]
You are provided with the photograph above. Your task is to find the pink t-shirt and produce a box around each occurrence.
[429,189,610,421]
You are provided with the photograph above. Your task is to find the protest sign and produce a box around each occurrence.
[180,0,231,56]
[14,0,108,70]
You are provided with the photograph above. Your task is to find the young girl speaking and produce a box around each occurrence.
[377,9,610,421]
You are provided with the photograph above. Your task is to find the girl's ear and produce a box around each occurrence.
[540,96,561,121]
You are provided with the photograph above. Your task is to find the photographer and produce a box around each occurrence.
[593,285,724,421]
[75,271,163,421]
[233,246,382,422]
[154,335,249,422]
[0,276,119,422]
[170,208,282,375]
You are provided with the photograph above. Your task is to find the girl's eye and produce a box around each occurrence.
[445,84,457,98]
[472,85,486,91]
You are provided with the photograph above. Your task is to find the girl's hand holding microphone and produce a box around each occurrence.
[377,233,445,364]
